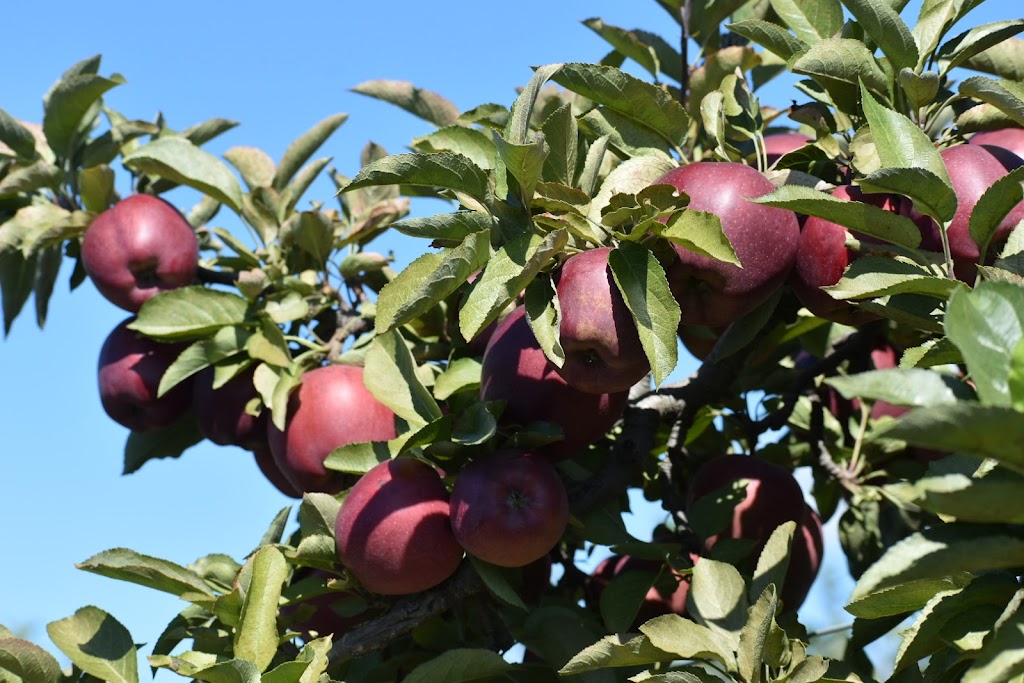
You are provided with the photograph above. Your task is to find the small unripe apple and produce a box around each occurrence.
[97,318,191,431]
[82,194,199,312]
[336,457,463,595]
[449,450,568,567]
[267,364,397,494]
[555,247,649,395]
[480,306,629,459]
[654,162,800,327]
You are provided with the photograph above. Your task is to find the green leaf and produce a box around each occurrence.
[351,80,458,128]
[402,649,511,683]
[272,113,347,191]
[130,286,249,341]
[750,523,795,608]
[43,73,125,158]
[969,166,1024,264]
[590,154,677,224]
[0,160,61,197]
[959,76,1024,128]
[962,589,1024,683]
[391,211,494,243]
[342,152,489,204]
[825,367,971,408]
[182,117,240,146]
[122,137,243,212]
[413,126,495,170]
[540,103,579,187]
[962,37,1024,81]
[323,440,392,475]
[375,230,488,334]
[608,242,679,386]
[881,403,1024,468]
[639,614,734,666]
[946,282,1024,407]
[524,274,564,367]
[459,230,567,342]
[364,329,443,426]
[46,607,138,683]
[655,209,741,267]
[580,107,676,159]
[505,63,564,146]
[123,411,204,475]
[78,164,116,213]
[551,63,689,150]
[738,586,782,683]
[687,558,747,647]
[769,0,843,44]
[846,575,969,619]
[468,557,527,611]
[727,19,807,61]
[824,255,965,300]
[938,20,1024,74]
[434,357,482,400]
[858,166,957,225]
[583,19,660,80]
[0,110,40,160]
[190,659,261,683]
[860,83,952,183]
[850,523,1024,605]
[0,636,63,683]
[600,568,658,633]
[791,38,888,110]
[158,327,251,397]
[902,467,1024,524]
[234,546,287,672]
[841,0,919,71]
[77,548,215,598]
[912,0,962,65]
[224,146,276,191]
[494,131,549,204]
[754,184,923,248]
[559,633,675,674]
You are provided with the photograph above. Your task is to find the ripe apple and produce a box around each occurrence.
[585,553,698,627]
[969,126,1024,163]
[653,162,800,327]
[555,246,649,394]
[784,505,824,610]
[81,194,199,312]
[449,450,568,567]
[335,457,463,595]
[193,366,267,451]
[267,364,397,494]
[281,568,379,639]
[97,318,191,431]
[480,306,629,460]
[764,131,812,166]
[251,445,303,499]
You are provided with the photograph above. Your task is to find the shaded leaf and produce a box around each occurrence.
[559,633,675,674]
[46,607,137,683]
[402,649,510,683]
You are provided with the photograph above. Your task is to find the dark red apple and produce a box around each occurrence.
[555,246,649,394]
[97,318,191,431]
[335,457,463,595]
[480,306,629,460]
[252,445,303,499]
[764,131,812,166]
[969,126,1024,162]
[82,194,199,312]
[654,162,800,327]
[193,366,267,450]
[449,450,568,567]
[267,364,397,494]
[783,505,824,611]
[585,553,698,627]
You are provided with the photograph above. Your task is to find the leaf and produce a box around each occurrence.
[391,211,494,243]
[905,468,1024,524]
[962,37,1024,81]
[78,164,116,213]
[190,659,260,683]
[750,523,795,608]
[880,403,1024,468]
[858,166,957,226]
[583,19,660,80]
[791,38,888,110]
[825,368,971,408]
[945,282,1024,408]
[959,76,1024,128]
[77,548,215,598]
[860,83,952,183]
[754,184,923,248]
[962,589,1024,683]
[129,286,249,341]
[540,103,579,187]
[271,113,347,191]
[46,607,138,683]
[0,160,62,197]
[468,557,527,611]
[590,154,677,224]
[850,523,1024,605]
[459,229,567,342]
[940,20,1024,76]
[224,146,276,191]
[351,80,458,128]
[413,126,495,171]
[524,274,565,367]
[402,649,511,683]
[122,137,243,212]
[434,357,482,400]
[600,569,659,633]
[234,546,287,672]
[846,576,969,618]
[123,411,204,475]
[0,110,40,160]
[841,0,919,71]
[494,131,549,204]
[608,242,680,386]
[738,586,781,683]
[687,558,747,645]
[639,614,734,666]
[0,636,63,683]
[727,20,807,61]
[342,152,489,204]
[43,73,125,158]
[323,440,392,475]
[559,633,675,674]
[505,64,564,146]
[769,0,843,44]
[158,327,251,397]
[364,329,443,426]
[375,230,488,333]
[551,63,689,150]
[970,166,1024,268]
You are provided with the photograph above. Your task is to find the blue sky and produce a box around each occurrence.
[1,0,1017,678]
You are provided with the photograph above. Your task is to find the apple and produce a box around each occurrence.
[81,194,199,312]
[449,450,568,567]
[281,568,379,639]
[764,131,812,166]
[251,445,303,499]
[480,306,629,460]
[267,364,397,494]
[784,505,824,610]
[585,553,698,627]
[335,457,463,595]
[555,246,649,394]
[193,366,267,451]
[969,126,1024,163]
[916,144,1024,281]
[97,318,191,431]
[653,162,800,327]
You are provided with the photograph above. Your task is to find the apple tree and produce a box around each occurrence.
[3,0,1024,680]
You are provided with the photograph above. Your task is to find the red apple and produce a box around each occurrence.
[764,131,812,166]
[252,445,303,499]
[281,568,379,639]
[654,162,800,327]
[555,246,649,394]
[335,457,463,595]
[267,364,397,494]
[585,553,698,627]
[969,126,1024,162]
[480,306,629,460]
[449,450,568,567]
[97,318,191,431]
[783,505,824,610]
[81,194,199,312]
[193,366,267,451]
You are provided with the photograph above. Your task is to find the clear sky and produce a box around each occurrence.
[1,0,1016,679]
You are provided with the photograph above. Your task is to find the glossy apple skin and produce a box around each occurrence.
[193,366,267,450]
[586,554,698,627]
[449,450,569,567]
[335,458,463,595]
[916,144,1024,280]
[654,162,800,327]
[480,306,629,460]
[97,318,191,431]
[267,364,397,494]
[764,131,812,166]
[82,195,199,312]
[969,127,1024,161]
[555,247,649,394]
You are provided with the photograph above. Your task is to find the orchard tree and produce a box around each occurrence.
[3,0,1024,681]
